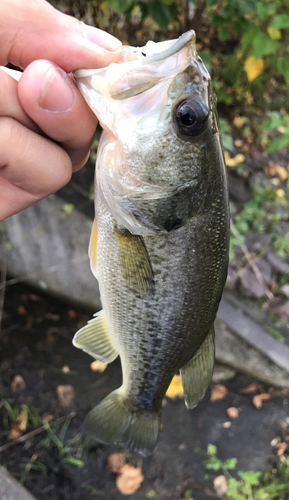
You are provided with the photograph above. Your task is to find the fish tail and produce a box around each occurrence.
[84,387,161,456]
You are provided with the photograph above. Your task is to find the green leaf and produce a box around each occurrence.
[252,32,279,59]
[238,470,261,486]
[270,14,289,29]
[256,3,276,21]
[207,444,217,456]
[62,203,74,215]
[267,134,289,153]
[148,1,172,30]
[224,457,238,470]
[277,56,289,84]
[218,27,230,41]
[108,0,134,14]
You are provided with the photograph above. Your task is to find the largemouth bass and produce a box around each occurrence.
[73,31,229,456]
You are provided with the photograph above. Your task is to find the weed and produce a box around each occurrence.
[42,418,84,472]
[205,443,289,500]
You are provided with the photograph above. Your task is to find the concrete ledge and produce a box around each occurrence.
[0,466,36,500]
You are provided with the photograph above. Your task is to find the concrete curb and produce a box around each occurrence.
[0,466,36,500]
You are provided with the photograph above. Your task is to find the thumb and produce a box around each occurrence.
[1,0,122,71]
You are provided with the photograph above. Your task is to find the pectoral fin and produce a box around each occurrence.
[115,227,154,294]
[73,310,118,363]
[89,218,98,278]
[180,327,215,409]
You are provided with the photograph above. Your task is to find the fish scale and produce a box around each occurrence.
[73,31,229,455]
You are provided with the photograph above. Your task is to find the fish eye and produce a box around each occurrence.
[174,99,208,137]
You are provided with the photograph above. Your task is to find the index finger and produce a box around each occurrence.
[1,0,122,71]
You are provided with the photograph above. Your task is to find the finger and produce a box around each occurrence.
[1,0,122,71]
[0,68,40,133]
[0,117,72,220]
[18,60,98,171]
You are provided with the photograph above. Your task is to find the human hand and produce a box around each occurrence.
[0,0,122,221]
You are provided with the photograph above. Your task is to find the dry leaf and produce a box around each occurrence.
[265,162,288,181]
[214,475,228,497]
[116,464,144,495]
[165,375,183,399]
[107,453,126,474]
[11,374,26,393]
[253,393,271,409]
[226,407,240,419]
[67,309,77,319]
[244,56,264,81]
[240,383,261,394]
[233,117,245,128]
[17,305,27,315]
[56,385,75,408]
[234,139,244,147]
[90,360,107,373]
[224,152,245,167]
[62,365,70,374]
[210,385,228,402]
[8,410,28,440]
[276,442,287,456]
[42,415,54,423]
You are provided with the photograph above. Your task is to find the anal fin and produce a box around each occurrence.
[73,310,118,363]
[180,327,215,409]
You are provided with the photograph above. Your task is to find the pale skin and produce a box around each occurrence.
[0,0,122,221]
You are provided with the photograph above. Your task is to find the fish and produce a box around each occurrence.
[73,31,229,456]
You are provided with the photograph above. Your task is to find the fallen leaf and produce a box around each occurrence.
[253,393,271,409]
[17,305,27,315]
[61,365,70,374]
[165,375,183,399]
[11,374,26,393]
[42,415,54,423]
[67,309,77,319]
[116,464,144,495]
[267,26,281,40]
[90,360,107,373]
[240,383,261,394]
[224,152,245,167]
[234,139,244,147]
[265,162,288,181]
[276,442,287,456]
[8,410,28,440]
[244,56,264,81]
[210,385,228,402]
[226,407,240,419]
[107,453,126,474]
[56,385,75,409]
[233,117,246,128]
[214,475,228,497]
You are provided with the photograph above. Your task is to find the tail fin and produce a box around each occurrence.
[84,387,161,456]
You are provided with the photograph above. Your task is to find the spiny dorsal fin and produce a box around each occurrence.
[115,227,154,294]
[180,327,215,409]
[89,218,98,278]
[73,310,118,363]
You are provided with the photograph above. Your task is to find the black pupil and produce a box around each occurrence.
[179,105,197,127]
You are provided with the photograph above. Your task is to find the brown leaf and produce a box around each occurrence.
[240,383,262,394]
[116,464,144,495]
[276,442,287,456]
[90,360,107,373]
[213,475,228,497]
[56,385,75,409]
[253,393,271,409]
[67,309,77,319]
[107,453,126,474]
[11,375,26,393]
[8,410,28,440]
[42,415,54,423]
[226,407,240,419]
[17,305,27,315]
[210,385,228,402]
[165,375,183,399]
[61,365,70,374]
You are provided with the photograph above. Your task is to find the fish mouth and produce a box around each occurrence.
[74,31,196,79]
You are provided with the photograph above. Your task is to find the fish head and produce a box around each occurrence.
[74,32,226,233]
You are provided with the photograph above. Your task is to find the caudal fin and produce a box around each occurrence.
[84,387,161,456]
